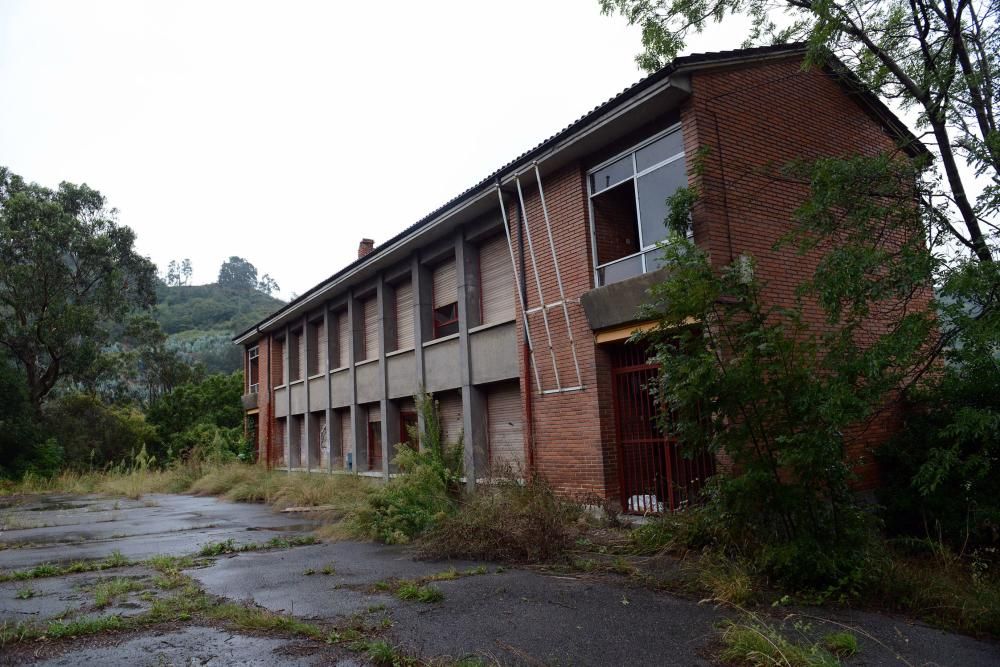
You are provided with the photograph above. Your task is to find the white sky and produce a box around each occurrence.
[0,1,752,299]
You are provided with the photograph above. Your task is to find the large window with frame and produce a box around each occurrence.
[247,346,259,394]
[588,125,687,286]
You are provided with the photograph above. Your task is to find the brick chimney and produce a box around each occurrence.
[358,238,375,259]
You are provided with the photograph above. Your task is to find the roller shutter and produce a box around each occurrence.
[395,281,414,350]
[437,392,463,447]
[297,415,306,468]
[363,297,378,361]
[488,383,524,471]
[274,417,286,467]
[480,235,516,324]
[315,320,327,374]
[337,311,350,368]
[433,260,457,309]
[367,404,383,471]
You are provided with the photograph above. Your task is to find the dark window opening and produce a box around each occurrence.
[367,421,383,471]
[433,303,459,338]
[399,411,418,451]
[288,329,302,381]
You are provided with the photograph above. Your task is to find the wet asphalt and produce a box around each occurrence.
[0,493,997,666]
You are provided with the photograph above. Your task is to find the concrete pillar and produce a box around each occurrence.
[457,234,488,488]
[283,325,291,472]
[411,253,432,446]
[346,290,361,473]
[376,276,391,479]
[323,307,333,473]
[302,315,311,472]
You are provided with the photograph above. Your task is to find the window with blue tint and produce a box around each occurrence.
[590,155,633,194]
[637,157,687,248]
[635,129,683,173]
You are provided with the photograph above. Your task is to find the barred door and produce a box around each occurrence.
[610,344,714,514]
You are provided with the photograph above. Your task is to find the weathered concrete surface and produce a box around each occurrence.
[0,566,158,623]
[1,493,998,666]
[26,626,363,666]
[0,494,316,568]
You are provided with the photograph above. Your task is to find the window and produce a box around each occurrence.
[480,234,516,324]
[307,319,324,376]
[273,338,285,385]
[362,297,378,360]
[399,412,418,451]
[589,126,687,286]
[432,260,458,338]
[367,420,382,471]
[433,302,459,337]
[247,346,259,394]
[288,328,302,381]
[395,281,414,350]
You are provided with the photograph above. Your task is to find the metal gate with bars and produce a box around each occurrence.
[610,344,714,514]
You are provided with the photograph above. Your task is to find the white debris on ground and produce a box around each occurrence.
[627,495,664,513]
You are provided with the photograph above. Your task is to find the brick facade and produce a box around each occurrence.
[237,46,928,500]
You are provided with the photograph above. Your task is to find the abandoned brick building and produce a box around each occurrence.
[235,44,923,512]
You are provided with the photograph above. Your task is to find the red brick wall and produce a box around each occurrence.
[507,164,613,498]
[681,56,932,489]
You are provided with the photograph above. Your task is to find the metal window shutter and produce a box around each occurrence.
[395,281,414,350]
[316,320,327,372]
[488,383,524,470]
[363,297,378,360]
[337,312,350,368]
[297,415,306,467]
[367,404,381,422]
[433,260,457,309]
[437,392,463,447]
[480,235,516,324]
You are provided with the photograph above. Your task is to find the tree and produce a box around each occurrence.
[0,167,157,412]
[217,256,259,290]
[257,273,279,295]
[600,0,998,264]
[164,258,193,287]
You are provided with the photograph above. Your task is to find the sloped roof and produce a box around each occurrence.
[234,43,924,344]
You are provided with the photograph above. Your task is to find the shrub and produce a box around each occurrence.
[42,393,156,470]
[421,476,581,563]
[354,391,463,544]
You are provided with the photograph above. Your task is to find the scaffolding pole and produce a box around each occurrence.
[515,175,563,392]
[532,162,584,389]
[495,186,543,396]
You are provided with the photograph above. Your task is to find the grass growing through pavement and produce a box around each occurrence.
[92,577,144,608]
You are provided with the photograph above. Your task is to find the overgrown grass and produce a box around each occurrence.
[0,550,134,583]
[719,616,847,667]
[92,577,144,608]
[419,477,581,563]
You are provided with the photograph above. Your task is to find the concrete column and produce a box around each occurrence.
[323,307,333,473]
[411,253,432,446]
[302,315,311,472]
[346,290,361,473]
[457,234,488,489]
[376,275,391,479]
[283,325,291,472]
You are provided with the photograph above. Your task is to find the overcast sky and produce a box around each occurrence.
[0,1,753,299]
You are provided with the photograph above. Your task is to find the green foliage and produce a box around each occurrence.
[719,616,846,667]
[641,152,936,591]
[146,371,246,461]
[42,393,157,471]
[395,581,444,603]
[0,167,157,410]
[0,355,43,477]
[879,263,1000,547]
[355,391,463,544]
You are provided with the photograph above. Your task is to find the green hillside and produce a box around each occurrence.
[154,282,284,374]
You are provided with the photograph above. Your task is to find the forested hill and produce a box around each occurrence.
[154,282,284,374]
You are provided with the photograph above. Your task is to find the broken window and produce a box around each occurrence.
[432,260,459,338]
[589,126,687,286]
